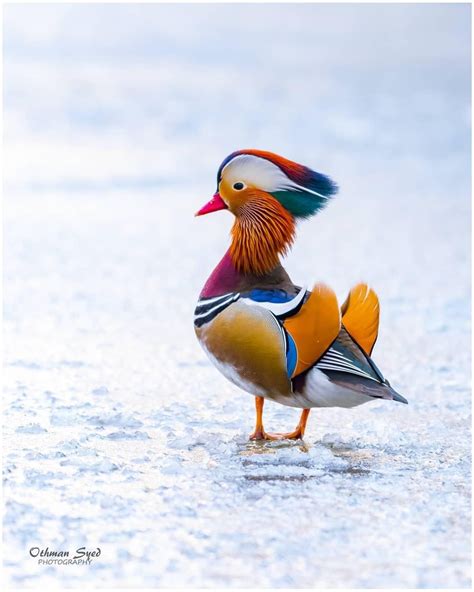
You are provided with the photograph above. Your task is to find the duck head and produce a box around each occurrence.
[196,149,338,276]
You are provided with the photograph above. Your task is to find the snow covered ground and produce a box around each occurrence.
[3,4,471,588]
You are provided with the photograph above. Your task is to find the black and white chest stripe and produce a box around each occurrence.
[194,287,307,328]
[194,293,241,328]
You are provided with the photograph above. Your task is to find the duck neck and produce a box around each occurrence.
[200,250,244,297]
[200,197,296,298]
[200,249,293,298]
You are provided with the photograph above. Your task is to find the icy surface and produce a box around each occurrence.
[3,4,471,588]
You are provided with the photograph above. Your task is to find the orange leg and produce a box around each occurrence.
[276,408,311,439]
[249,397,310,441]
[249,396,276,440]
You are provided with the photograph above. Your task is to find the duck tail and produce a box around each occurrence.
[383,381,408,404]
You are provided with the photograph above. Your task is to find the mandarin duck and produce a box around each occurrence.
[194,149,407,440]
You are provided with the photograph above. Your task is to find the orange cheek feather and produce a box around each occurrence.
[229,189,296,276]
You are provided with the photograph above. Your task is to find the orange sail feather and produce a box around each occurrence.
[341,283,380,355]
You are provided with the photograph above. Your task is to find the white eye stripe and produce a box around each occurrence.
[221,154,291,193]
[221,153,328,199]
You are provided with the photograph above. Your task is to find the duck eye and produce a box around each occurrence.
[233,182,244,191]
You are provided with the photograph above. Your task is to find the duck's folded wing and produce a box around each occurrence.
[315,328,408,403]
[316,327,384,383]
